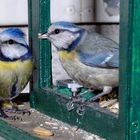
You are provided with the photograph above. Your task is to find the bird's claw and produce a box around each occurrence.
[15,109,31,116]
[66,101,74,111]
[0,109,20,120]
[7,115,20,121]
[4,107,31,116]
[22,110,31,116]
[66,89,102,115]
[76,105,85,116]
[66,97,86,112]
[76,92,110,115]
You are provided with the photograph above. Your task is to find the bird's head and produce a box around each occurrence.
[0,28,31,61]
[39,21,87,51]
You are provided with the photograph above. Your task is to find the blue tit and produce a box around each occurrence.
[0,28,33,118]
[39,21,119,105]
[103,0,120,16]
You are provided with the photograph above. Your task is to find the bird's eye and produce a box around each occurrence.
[54,29,60,34]
[8,39,14,45]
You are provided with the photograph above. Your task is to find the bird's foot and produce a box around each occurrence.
[66,96,86,112]
[76,105,85,116]
[3,107,31,116]
[76,87,113,115]
[66,89,93,112]
[88,86,113,103]
[0,109,19,120]
[2,101,31,116]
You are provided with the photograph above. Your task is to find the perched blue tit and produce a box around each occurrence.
[0,28,33,118]
[39,21,119,104]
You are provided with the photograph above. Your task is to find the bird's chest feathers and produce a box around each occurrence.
[0,59,32,72]
[58,50,77,60]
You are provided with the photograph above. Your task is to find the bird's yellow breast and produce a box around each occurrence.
[58,50,77,60]
[0,59,32,70]
[0,59,33,100]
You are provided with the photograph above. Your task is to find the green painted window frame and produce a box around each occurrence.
[28,0,140,139]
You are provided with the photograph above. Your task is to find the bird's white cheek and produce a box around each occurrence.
[50,32,80,49]
[1,45,28,60]
[52,40,68,49]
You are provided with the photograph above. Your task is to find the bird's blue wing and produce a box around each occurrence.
[78,50,118,68]
[76,32,119,68]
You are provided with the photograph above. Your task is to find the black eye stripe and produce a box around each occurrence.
[50,29,65,35]
[1,40,26,47]
[49,28,77,35]
[51,29,77,35]
[2,40,16,45]
[54,29,60,34]
[8,39,14,45]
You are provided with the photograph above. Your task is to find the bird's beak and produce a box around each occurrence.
[38,32,49,39]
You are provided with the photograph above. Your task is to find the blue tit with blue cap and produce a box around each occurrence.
[39,21,119,106]
[0,28,33,118]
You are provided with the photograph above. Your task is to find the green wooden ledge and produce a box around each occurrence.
[0,120,41,140]
[30,89,121,140]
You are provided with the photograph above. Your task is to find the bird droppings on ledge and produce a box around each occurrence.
[2,102,105,140]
